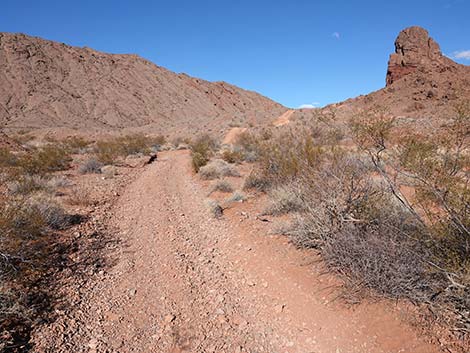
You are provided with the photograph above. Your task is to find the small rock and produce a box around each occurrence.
[274,304,285,314]
[164,314,175,323]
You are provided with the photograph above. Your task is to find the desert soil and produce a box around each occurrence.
[32,150,441,353]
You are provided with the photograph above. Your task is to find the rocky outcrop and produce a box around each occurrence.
[386,26,453,86]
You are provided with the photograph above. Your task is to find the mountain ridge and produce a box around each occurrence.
[0,32,286,135]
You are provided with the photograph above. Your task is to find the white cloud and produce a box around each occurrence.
[299,102,321,109]
[332,32,340,39]
[452,50,470,60]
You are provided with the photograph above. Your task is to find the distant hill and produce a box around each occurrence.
[0,33,286,136]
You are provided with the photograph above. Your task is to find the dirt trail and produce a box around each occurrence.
[273,110,294,127]
[37,150,440,352]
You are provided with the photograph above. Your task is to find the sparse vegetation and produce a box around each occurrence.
[199,159,240,180]
[0,139,82,350]
[249,103,470,340]
[94,134,155,164]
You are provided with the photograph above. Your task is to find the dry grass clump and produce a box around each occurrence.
[199,159,240,180]
[78,158,104,174]
[208,180,234,195]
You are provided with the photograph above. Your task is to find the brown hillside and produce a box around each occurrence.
[0,33,286,136]
[292,26,470,129]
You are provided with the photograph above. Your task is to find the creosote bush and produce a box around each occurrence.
[190,134,218,172]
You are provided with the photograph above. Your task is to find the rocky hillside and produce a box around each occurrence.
[0,33,286,136]
[292,26,470,129]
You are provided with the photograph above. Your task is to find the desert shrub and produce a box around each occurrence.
[199,159,240,180]
[6,174,70,196]
[190,134,218,172]
[7,175,52,195]
[0,190,79,350]
[95,140,122,165]
[0,148,17,167]
[221,148,245,164]
[208,180,234,195]
[226,191,246,203]
[62,136,90,153]
[191,152,209,173]
[171,136,192,148]
[243,169,270,191]
[279,152,434,301]
[14,144,72,175]
[150,134,166,147]
[79,158,104,174]
[26,194,73,230]
[205,199,223,218]
[95,134,154,164]
[234,131,260,158]
[66,187,94,206]
[263,182,305,215]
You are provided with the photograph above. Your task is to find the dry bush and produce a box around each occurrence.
[26,193,73,230]
[243,169,270,191]
[62,136,91,153]
[15,144,72,175]
[190,134,218,172]
[221,148,245,164]
[263,182,305,215]
[95,134,154,164]
[6,175,70,196]
[66,187,93,206]
[226,191,246,203]
[280,152,435,301]
[0,148,17,168]
[150,134,166,147]
[205,199,223,218]
[0,190,80,350]
[78,158,103,174]
[208,180,234,195]
[199,159,240,180]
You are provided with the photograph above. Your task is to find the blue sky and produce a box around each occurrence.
[1,0,469,108]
